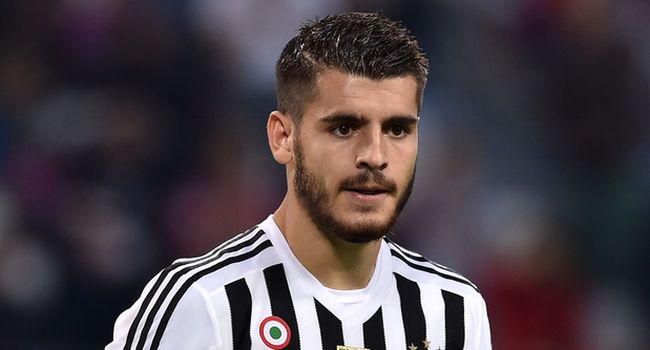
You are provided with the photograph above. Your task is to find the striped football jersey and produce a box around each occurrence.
[106,215,491,350]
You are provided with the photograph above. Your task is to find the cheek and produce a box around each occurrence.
[320,158,348,189]
[391,142,417,169]
[305,146,347,187]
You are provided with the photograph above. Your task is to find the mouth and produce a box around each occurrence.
[346,188,389,195]
[343,186,392,204]
[339,171,397,204]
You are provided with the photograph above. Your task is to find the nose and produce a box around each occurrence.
[355,128,388,171]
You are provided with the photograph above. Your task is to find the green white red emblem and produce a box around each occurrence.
[259,316,291,349]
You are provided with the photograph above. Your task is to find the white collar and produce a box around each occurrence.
[259,214,395,321]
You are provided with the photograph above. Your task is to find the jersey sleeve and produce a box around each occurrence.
[465,293,492,350]
[106,275,222,350]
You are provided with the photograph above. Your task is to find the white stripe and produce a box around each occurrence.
[132,228,266,348]
[211,286,230,349]
[389,242,458,273]
[247,269,272,347]
[388,243,478,290]
[342,322,364,348]
[421,284,445,349]
[382,286,407,349]
[289,290,322,348]
[386,240,426,259]
[130,230,252,345]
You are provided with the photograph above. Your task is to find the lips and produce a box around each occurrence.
[344,186,390,204]
[347,188,388,195]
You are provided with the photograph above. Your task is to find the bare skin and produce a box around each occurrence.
[273,196,381,289]
[267,69,419,290]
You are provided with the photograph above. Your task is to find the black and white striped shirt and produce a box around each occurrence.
[107,215,491,350]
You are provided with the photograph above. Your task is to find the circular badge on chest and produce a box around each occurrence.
[259,315,291,349]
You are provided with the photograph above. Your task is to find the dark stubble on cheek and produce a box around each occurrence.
[293,138,415,243]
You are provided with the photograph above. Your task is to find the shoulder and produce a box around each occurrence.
[384,239,492,348]
[384,238,482,299]
[107,224,279,349]
[175,224,279,292]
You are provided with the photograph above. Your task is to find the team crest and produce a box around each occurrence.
[259,316,291,349]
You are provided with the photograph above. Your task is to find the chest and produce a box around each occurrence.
[212,264,463,350]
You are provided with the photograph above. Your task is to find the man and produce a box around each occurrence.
[107,12,491,350]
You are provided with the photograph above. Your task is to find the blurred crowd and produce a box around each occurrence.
[0,0,648,349]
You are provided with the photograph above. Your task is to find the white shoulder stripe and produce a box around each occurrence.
[388,241,457,273]
[386,240,479,292]
[124,226,265,350]
[147,235,273,349]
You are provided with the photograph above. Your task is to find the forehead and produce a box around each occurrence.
[303,69,419,120]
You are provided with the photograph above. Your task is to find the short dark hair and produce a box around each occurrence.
[275,12,429,122]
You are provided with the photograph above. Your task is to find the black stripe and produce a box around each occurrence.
[442,290,465,350]
[390,249,479,293]
[123,227,256,350]
[384,238,429,263]
[363,307,386,350]
[149,239,273,350]
[395,273,426,348]
[225,278,252,349]
[314,299,343,349]
[135,229,266,350]
[386,240,458,273]
[263,264,300,350]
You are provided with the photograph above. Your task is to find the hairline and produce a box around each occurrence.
[283,66,425,125]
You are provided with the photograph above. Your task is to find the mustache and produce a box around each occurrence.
[339,169,398,193]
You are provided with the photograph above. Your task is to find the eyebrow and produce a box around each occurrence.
[318,113,419,126]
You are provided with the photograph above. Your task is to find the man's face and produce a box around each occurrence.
[292,69,419,243]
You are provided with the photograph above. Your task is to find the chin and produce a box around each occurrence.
[334,229,386,244]
[327,213,396,243]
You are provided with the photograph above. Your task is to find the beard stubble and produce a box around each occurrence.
[293,138,414,243]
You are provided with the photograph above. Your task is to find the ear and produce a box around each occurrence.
[267,110,294,164]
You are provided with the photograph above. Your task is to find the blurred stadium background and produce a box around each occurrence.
[0,0,648,349]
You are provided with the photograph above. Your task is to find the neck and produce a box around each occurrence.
[273,196,381,290]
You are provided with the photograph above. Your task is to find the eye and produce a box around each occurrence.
[386,124,409,138]
[332,124,356,137]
